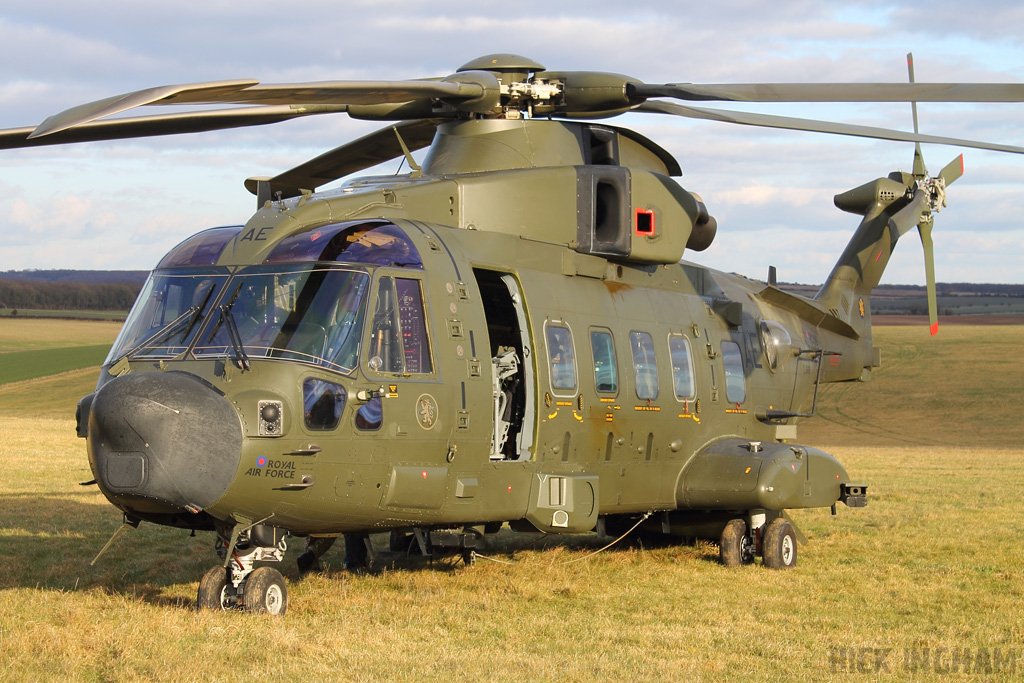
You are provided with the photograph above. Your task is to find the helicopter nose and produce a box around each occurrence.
[86,372,242,517]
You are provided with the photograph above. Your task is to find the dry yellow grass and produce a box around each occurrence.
[802,324,1024,448]
[0,324,1022,681]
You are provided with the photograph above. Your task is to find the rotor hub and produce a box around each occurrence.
[457,54,546,78]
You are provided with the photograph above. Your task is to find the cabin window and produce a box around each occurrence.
[721,340,746,403]
[669,335,695,400]
[630,331,659,400]
[590,329,618,394]
[367,276,433,375]
[545,323,577,393]
[303,378,346,431]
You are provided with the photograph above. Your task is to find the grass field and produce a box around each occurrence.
[0,322,1022,681]
[0,345,113,385]
[0,309,128,321]
[0,318,122,388]
[0,318,123,353]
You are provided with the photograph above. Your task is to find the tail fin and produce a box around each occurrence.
[816,156,961,338]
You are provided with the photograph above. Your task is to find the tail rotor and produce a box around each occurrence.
[893,54,967,335]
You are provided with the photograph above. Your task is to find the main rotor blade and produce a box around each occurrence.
[29,80,259,138]
[907,53,928,178]
[636,100,1024,154]
[0,105,348,150]
[212,79,486,106]
[29,78,487,138]
[631,81,1024,103]
[245,119,441,199]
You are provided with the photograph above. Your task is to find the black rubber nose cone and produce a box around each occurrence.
[87,372,242,515]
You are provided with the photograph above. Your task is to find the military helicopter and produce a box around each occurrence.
[4,54,1023,615]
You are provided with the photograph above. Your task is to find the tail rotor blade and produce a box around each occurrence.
[939,154,965,186]
[918,221,939,335]
[913,143,927,178]
[888,190,929,245]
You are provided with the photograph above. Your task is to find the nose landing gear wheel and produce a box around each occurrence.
[243,566,288,615]
[762,518,797,569]
[197,566,234,611]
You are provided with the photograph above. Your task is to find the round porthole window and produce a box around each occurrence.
[759,320,792,371]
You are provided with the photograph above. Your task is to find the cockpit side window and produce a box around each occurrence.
[366,276,433,375]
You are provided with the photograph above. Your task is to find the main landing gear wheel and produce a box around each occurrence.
[762,518,797,569]
[719,518,754,567]
[197,566,233,611]
[243,566,288,615]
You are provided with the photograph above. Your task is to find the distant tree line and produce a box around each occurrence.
[0,269,149,285]
[0,279,142,311]
[783,282,1024,296]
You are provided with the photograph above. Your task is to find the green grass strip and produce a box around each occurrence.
[0,344,111,385]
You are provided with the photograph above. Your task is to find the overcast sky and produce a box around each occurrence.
[2,1,1023,284]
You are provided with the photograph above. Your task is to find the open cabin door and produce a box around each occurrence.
[474,270,535,461]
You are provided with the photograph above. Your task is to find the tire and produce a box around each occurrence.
[242,566,288,615]
[762,518,797,569]
[719,518,753,567]
[197,565,233,611]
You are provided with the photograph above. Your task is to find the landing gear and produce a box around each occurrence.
[719,518,755,567]
[718,512,798,569]
[197,566,232,611]
[242,566,288,615]
[196,524,290,615]
[762,518,797,569]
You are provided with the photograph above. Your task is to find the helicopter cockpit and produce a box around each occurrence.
[105,221,424,377]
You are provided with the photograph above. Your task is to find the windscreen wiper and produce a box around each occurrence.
[218,303,250,371]
[114,305,201,365]
[205,282,241,343]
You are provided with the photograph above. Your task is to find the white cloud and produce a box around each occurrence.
[0,1,1022,282]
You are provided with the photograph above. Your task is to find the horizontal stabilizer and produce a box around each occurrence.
[757,285,859,339]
